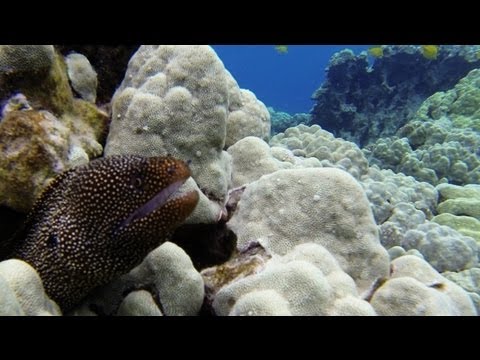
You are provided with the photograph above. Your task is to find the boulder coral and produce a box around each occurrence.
[225,72,270,147]
[370,255,476,315]
[227,167,390,291]
[442,268,480,313]
[401,222,478,272]
[0,259,61,316]
[270,124,369,180]
[212,243,376,316]
[55,45,139,105]
[432,183,480,243]
[104,45,270,223]
[117,290,163,316]
[227,136,323,188]
[73,242,204,316]
[360,165,438,224]
[0,45,54,74]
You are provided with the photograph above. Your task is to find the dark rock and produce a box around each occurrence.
[0,206,26,260]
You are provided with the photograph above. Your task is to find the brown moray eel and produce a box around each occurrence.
[9,155,199,312]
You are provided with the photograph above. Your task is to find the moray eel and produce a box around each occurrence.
[10,155,199,312]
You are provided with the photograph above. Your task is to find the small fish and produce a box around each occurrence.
[9,155,199,312]
[274,45,288,54]
[421,45,439,60]
[368,46,384,58]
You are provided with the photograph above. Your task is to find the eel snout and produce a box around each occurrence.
[118,177,197,231]
[115,156,199,233]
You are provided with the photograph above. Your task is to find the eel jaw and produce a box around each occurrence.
[115,178,192,233]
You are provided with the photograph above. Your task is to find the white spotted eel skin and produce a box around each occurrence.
[10,155,199,312]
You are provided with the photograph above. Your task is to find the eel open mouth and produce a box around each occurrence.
[115,178,194,233]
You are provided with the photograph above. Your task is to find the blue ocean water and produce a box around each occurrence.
[212,45,370,114]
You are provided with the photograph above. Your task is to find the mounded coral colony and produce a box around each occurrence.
[0,45,479,316]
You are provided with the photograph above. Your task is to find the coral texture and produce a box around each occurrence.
[104,45,270,223]
[228,167,390,291]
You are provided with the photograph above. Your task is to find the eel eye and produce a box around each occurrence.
[129,172,144,190]
[167,165,175,175]
[134,177,142,188]
[46,233,58,248]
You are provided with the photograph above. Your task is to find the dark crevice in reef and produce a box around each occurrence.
[0,206,27,260]
[171,222,237,272]
[55,45,140,105]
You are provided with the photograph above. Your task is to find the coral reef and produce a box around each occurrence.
[104,45,269,224]
[361,169,478,273]
[364,69,480,186]
[2,44,480,316]
[73,242,204,316]
[311,45,480,146]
